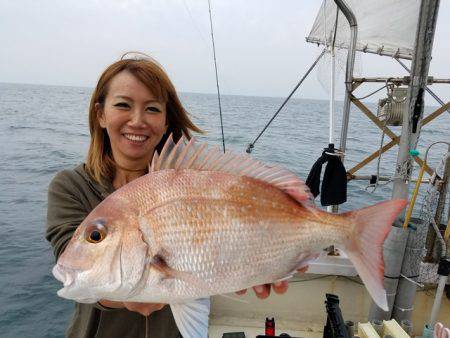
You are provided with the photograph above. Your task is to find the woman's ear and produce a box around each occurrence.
[95,103,106,128]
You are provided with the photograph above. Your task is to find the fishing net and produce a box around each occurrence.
[413,151,450,285]
[316,47,362,100]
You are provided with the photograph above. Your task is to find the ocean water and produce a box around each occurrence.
[0,82,448,337]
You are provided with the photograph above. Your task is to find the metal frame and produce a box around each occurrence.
[344,81,450,181]
[332,0,443,322]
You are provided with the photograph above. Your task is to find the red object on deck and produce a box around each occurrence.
[265,317,275,336]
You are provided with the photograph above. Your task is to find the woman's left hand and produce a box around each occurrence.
[235,266,309,299]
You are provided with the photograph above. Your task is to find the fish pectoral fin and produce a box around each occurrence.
[149,253,176,279]
[149,255,211,292]
[217,293,249,304]
[294,252,320,271]
[170,298,210,338]
[280,252,320,280]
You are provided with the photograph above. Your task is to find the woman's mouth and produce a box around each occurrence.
[123,133,149,144]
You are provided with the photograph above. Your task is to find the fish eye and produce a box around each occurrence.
[85,220,107,244]
[89,230,102,242]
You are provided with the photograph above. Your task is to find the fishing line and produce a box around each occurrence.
[145,317,148,338]
[182,0,210,49]
[207,0,226,153]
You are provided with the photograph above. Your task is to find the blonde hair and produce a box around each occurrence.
[86,54,202,185]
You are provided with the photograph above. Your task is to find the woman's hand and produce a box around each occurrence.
[235,266,309,299]
[123,302,166,317]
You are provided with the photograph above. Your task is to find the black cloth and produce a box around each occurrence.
[306,144,347,207]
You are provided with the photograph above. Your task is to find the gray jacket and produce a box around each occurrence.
[46,164,180,338]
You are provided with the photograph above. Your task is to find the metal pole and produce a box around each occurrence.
[331,0,357,214]
[328,7,339,213]
[395,58,450,115]
[369,0,441,321]
[329,47,336,145]
[329,7,339,146]
[333,0,357,156]
[391,0,441,323]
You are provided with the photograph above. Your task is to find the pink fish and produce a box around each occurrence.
[53,135,407,338]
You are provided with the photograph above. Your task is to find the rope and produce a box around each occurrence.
[246,48,327,153]
[353,84,388,100]
[365,123,386,193]
[207,0,226,153]
[400,274,425,288]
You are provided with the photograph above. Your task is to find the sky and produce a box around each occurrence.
[1,0,450,101]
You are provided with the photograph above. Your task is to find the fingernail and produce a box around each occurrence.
[274,281,283,287]
[254,285,264,293]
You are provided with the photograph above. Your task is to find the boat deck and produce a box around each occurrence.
[208,273,450,337]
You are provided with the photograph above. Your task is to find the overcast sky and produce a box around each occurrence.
[1,0,449,101]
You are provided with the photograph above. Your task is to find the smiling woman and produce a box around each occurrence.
[46,53,202,338]
[95,71,168,188]
[86,54,201,188]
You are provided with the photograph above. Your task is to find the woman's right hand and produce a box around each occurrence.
[235,266,309,299]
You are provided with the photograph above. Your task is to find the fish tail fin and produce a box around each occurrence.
[342,199,407,311]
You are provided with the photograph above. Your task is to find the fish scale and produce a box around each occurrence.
[130,177,329,299]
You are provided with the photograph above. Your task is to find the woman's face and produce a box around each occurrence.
[97,71,167,167]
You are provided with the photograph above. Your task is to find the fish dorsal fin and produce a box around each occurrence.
[150,134,313,203]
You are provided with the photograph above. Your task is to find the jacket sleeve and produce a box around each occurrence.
[46,170,120,312]
[46,170,87,261]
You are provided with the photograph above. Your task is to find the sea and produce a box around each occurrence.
[0,82,448,337]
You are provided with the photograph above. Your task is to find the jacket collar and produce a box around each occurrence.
[74,164,115,199]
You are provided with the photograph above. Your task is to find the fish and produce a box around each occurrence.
[52,135,407,338]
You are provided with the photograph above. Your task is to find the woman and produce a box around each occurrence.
[46,54,300,338]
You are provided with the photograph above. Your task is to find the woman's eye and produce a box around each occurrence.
[114,102,130,108]
[146,106,161,113]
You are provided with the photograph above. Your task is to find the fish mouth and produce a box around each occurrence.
[53,264,98,303]
[52,264,80,287]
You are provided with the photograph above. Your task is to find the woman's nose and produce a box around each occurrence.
[129,109,146,127]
